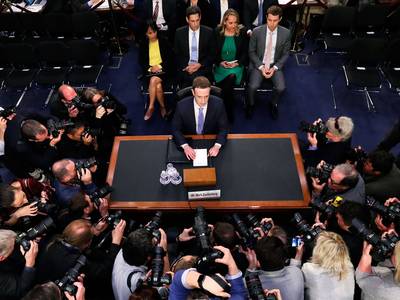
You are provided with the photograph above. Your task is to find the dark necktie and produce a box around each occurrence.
[153,0,159,21]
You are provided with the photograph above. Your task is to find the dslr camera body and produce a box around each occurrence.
[306,163,335,183]
[299,120,328,136]
[56,255,87,296]
[16,217,55,251]
[89,185,113,207]
[366,196,400,223]
[292,212,323,243]
[46,119,74,138]
[75,157,97,173]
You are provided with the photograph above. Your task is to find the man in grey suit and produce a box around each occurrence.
[246,5,290,119]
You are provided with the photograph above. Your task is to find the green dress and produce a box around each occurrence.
[214,36,243,85]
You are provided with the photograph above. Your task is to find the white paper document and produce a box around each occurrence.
[193,149,208,167]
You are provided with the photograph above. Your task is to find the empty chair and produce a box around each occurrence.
[67,39,103,85]
[320,6,356,52]
[382,39,400,92]
[19,13,46,40]
[386,8,400,38]
[43,13,73,39]
[354,5,388,37]
[0,13,23,41]
[35,41,71,87]
[3,42,39,89]
[71,11,101,39]
[342,38,386,111]
[0,45,13,89]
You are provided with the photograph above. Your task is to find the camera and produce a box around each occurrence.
[366,196,400,223]
[306,163,335,183]
[310,197,336,222]
[299,120,328,135]
[31,197,57,214]
[16,217,55,251]
[82,127,102,138]
[55,255,87,296]
[75,157,97,173]
[246,214,273,239]
[292,212,323,243]
[346,147,368,166]
[351,218,400,261]
[231,214,254,249]
[105,210,122,228]
[291,236,302,247]
[99,96,116,110]
[147,246,171,286]
[144,211,162,241]
[115,113,130,136]
[89,185,113,207]
[28,168,48,183]
[0,105,16,119]
[68,96,94,110]
[46,119,74,138]
[246,273,276,300]
[193,206,212,253]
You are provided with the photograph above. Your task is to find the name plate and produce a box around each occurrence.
[188,190,221,200]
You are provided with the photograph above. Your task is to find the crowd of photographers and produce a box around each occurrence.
[1,100,400,300]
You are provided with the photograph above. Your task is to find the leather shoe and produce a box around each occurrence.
[245,105,254,119]
[269,103,279,120]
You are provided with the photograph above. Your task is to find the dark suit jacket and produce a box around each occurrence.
[214,26,249,67]
[248,24,290,70]
[243,0,279,31]
[303,140,352,168]
[174,25,215,73]
[172,95,229,146]
[138,36,174,75]
[209,0,241,28]
[177,0,212,28]
[143,0,177,31]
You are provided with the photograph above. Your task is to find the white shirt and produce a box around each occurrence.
[152,0,167,29]
[253,0,263,26]
[220,0,229,23]
[188,28,200,64]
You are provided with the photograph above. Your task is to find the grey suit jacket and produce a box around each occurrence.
[248,25,291,70]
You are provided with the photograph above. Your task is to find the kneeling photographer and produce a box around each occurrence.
[301,116,354,168]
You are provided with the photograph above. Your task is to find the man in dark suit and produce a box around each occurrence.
[174,5,215,88]
[143,0,177,41]
[172,76,229,159]
[243,0,278,33]
[209,0,241,28]
[246,5,290,119]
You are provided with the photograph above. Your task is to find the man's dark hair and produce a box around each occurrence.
[68,192,88,220]
[192,76,211,90]
[123,228,154,266]
[21,282,61,300]
[212,222,236,249]
[145,19,159,34]
[129,286,162,300]
[267,5,283,17]
[187,290,209,300]
[368,150,395,175]
[336,201,369,226]
[0,183,17,208]
[21,119,47,140]
[65,121,85,135]
[186,5,201,18]
[255,236,287,271]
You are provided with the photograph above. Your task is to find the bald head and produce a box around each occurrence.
[63,219,93,250]
[52,159,76,183]
[58,84,77,102]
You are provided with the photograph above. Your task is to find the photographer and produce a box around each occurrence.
[311,163,365,205]
[22,280,86,300]
[248,236,304,300]
[303,116,354,168]
[112,227,169,300]
[51,85,88,120]
[0,229,39,300]
[356,235,400,299]
[51,159,98,207]
[35,218,125,299]
[362,150,400,202]
[169,246,247,299]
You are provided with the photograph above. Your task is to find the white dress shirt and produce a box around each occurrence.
[188,27,200,64]
[153,0,167,30]
[220,0,229,23]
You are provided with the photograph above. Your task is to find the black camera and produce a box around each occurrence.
[89,185,113,208]
[306,163,335,183]
[292,212,323,243]
[346,147,368,166]
[246,214,273,239]
[310,197,336,222]
[16,217,55,251]
[99,96,116,110]
[0,105,16,119]
[75,157,97,173]
[231,213,254,249]
[147,246,171,287]
[105,210,122,228]
[82,127,102,138]
[55,255,87,296]
[46,119,74,138]
[31,197,57,214]
[144,211,162,241]
[193,206,212,253]
[196,249,224,268]
[246,273,276,300]
[366,196,400,223]
[68,96,94,110]
[351,218,400,262]
[115,113,130,136]
[299,120,328,135]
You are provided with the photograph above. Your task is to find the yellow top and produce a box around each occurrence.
[149,40,162,70]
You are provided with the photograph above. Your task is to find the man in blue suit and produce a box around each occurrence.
[172,76,229,160]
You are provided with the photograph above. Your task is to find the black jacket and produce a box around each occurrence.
[139,36,174,76]
[303,139,352,168]
[243,0,279,31]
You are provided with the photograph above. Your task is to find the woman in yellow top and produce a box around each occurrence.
[139,20,174,121]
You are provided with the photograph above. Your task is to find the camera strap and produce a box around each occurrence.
[127,269,145,294]
[198,274,231,294]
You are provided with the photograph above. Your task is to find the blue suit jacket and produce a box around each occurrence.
[172,95,229,146]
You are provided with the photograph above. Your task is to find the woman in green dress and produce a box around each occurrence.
[214,9,248,122]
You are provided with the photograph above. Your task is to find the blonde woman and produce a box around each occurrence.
[356,236,400,300]
[213,8,248,122]
[302,231,354,300]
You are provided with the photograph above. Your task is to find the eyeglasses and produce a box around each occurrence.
[334,117,342,134]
